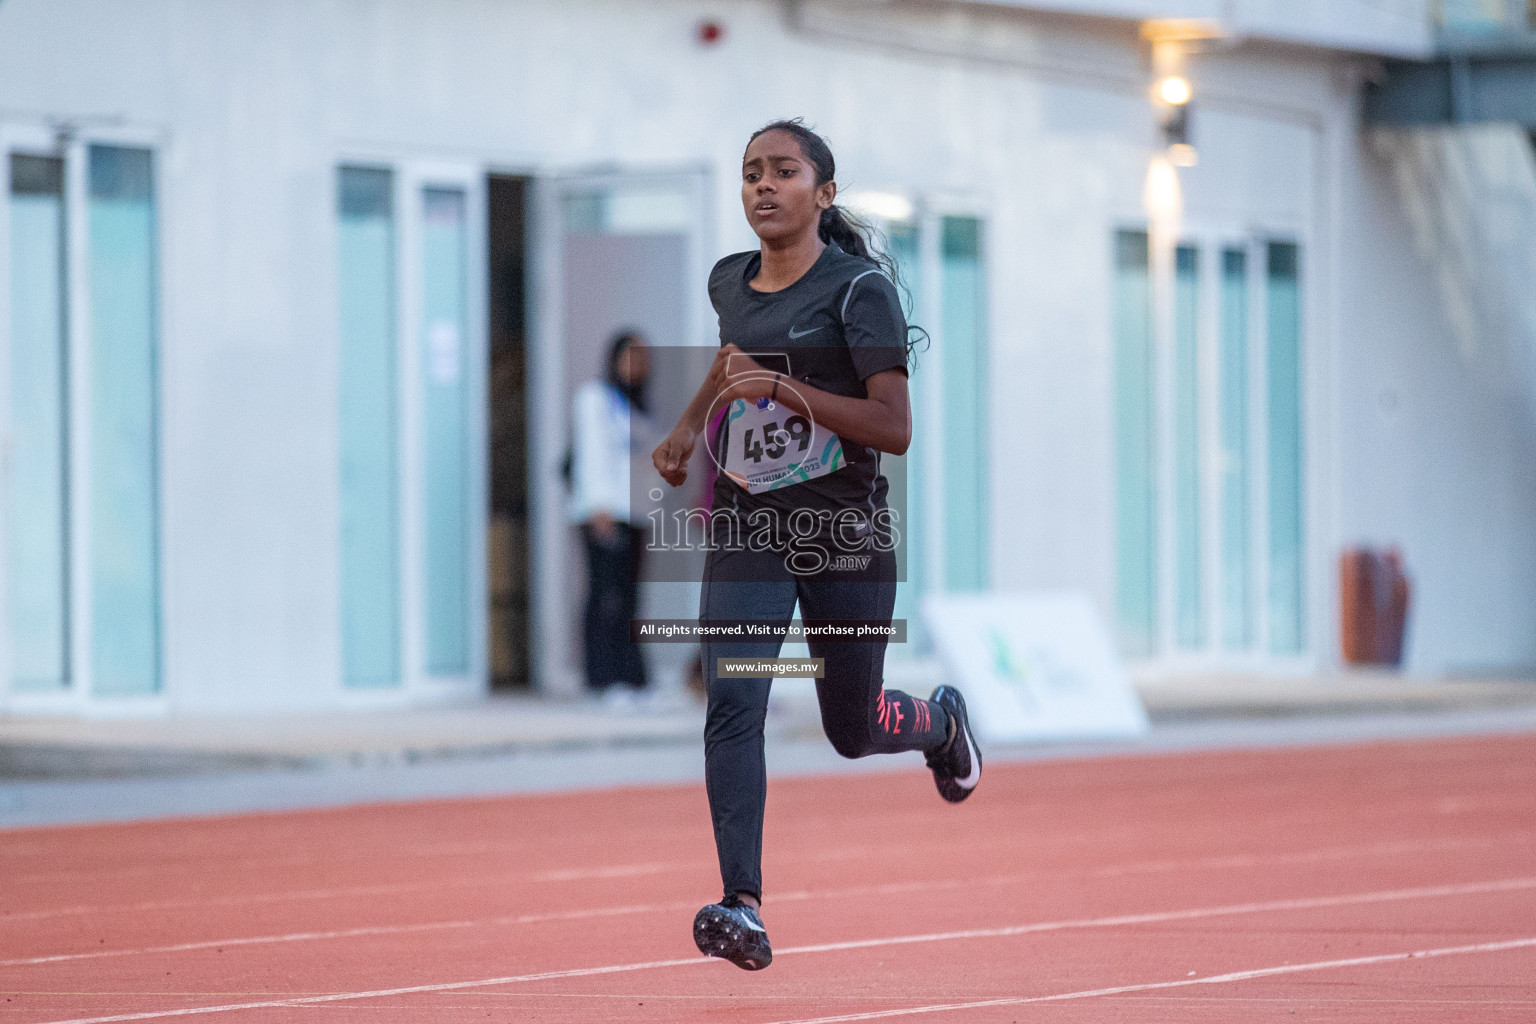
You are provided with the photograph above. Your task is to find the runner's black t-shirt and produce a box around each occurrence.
[707,241,908,523]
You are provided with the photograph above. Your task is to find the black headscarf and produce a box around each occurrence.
[606,330,648,413]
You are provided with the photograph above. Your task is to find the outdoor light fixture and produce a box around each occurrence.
[1157,97,1194,162]
[1143,22,1216,170]
[1157,75,1192,106]
[1154,76,1195,165]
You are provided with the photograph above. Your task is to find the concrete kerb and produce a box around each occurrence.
[2,672,1534,787]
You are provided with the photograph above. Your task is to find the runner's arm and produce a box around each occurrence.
[711,344,911,456]
[653,347,732,486]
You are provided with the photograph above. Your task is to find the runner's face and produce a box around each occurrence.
[741,131,835,244]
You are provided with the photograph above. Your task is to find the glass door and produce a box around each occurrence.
[6,153,70,694]
[419,185,473,677]
[336,166,401,689]
[3,131,164,708]
[85,144,162,697]
[334,159,484,694]
[1113,227,1308,664]
[878,204,990,657]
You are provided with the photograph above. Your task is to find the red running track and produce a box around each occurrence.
[3,733,1535,1022]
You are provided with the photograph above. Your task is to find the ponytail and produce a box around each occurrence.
[748,118,928,371]
[817,206,924,361]
[818,205,870,259]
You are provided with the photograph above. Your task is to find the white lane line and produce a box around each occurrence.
[0,902,696,967]
[763,936,1536,1024]
[3,879,958,966]
[0,860,706,925]
[529,860,699,882]
[2,873,544,925]
[29,876,1536,1022]
[35,956,713,1024]
[769,876,1536,957]
[14,869,1536,969]
[10,828,1524,925]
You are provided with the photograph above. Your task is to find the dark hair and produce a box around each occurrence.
[747,118,928,370]
[606,329,648,413]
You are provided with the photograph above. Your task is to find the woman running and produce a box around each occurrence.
[652,119,981,971]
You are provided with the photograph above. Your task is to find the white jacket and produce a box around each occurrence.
[568,380,655,525]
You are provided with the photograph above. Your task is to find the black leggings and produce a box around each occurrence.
[700,541,950,902]
[582,523,647,690]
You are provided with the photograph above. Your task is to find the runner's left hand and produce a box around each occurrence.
[706,344,777,404]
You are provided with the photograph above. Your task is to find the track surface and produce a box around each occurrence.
[3,733,1534,1022]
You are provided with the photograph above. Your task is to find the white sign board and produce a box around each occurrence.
[920,592,1148,742]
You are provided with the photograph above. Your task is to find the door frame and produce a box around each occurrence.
[527,163,713,696]
[1135,216,1318,675]
[399,159,488,701]
[0,120,172,716]
[854,192,991,658]
[331,149,490,706]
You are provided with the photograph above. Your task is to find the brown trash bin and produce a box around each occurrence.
[1339,547,1411,667]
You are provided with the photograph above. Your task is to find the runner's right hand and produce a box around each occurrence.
[653,426,696,487]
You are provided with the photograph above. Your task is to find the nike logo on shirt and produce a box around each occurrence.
[788,325,823,339]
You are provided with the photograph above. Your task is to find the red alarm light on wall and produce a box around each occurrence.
[698,19,724,45]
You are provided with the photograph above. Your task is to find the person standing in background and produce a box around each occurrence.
[569,331,653,703]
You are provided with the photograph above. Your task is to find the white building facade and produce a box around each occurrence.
[1,0,1532,715]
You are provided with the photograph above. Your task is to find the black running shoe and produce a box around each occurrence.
[925,685,981,803]
[693,895,772,970]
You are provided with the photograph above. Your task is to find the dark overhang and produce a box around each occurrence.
[1365,33,1536,127]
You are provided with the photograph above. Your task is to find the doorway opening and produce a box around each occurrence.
[487,174,530,689]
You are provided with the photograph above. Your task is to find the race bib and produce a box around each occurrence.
[721,396,845,494]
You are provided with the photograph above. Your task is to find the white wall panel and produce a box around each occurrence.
[0,0,1522,710]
